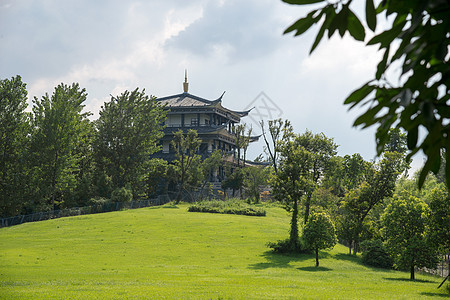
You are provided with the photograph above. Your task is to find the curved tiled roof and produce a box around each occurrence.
[156,92,223,107]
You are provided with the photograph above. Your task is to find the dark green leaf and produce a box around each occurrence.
[347,9,365,41]
[418,157,433,189]
[310,16,327,53]
[353,105,383,127]
[365,0,377,31]
[376,46,390,79]
[367,20,405,47]
[283,0,324,4]
[338,6,349,37]
[284,10,317,35]
[344,83,375,106]
[407,126,418,150]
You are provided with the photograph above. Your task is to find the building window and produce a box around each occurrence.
[191,118,198,126]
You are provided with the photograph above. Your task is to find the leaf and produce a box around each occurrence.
[365,0,377,31]
[367,20,405,47]
[344,83,375,106]
[309,16,327,53]
[353,104,383,127]
[376,46,390,79]
[407,126,418,150]
[337,6,349,37]
[347,9,365,41]
[283,0,325,4]
[284,10,318,36]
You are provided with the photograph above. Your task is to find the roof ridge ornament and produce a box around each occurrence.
[183,69,189,93]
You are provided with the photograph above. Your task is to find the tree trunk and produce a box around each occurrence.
[304,192,312,224]
[410,264,415,280]
[289,198,299,246]
[315,249,319,267]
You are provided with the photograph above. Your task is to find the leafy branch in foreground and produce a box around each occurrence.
[283,0,449,190]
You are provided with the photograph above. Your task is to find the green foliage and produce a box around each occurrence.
[171,129,202,202]
[427,187,450,253]
[93,88,166,196]
[382,191,439,280]
[145,158,169,198]
[188,199,266,216]
[260,118,292,173]
[243,166,270,203]
[360,239,393,269]
[0,76,30,217]
[111,187,133,203]
[31,83,92,210]
[303,211,337,266]
[282,0,450,190]
[267,237,309,254]
[337,152,403,254]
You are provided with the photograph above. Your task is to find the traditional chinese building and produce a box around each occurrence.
[154,72,252,163]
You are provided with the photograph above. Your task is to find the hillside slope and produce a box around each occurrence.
[0,204,446,299]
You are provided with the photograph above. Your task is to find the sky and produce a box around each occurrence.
[0,0,424,170]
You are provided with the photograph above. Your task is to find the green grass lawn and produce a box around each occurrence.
[0,204,447,299]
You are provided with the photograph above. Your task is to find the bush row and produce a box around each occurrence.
[188,199,266,217]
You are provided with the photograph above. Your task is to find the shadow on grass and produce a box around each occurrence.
[333,253,362,265]
[248,251,313,270]
[420,292,450,298]
[162,205,179,209]
[298,266,332,272]
[384,277,434,283]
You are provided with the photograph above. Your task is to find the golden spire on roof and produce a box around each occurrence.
[183,69,189,93]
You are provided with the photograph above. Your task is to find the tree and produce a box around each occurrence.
[232,124,253,196]
[427,187,450,260]
[260,119,292,173]
[303,211,337,267]
[338,152,403,254]
[198,150,223,200]
[171,129,202,202]
[93,88,166,197]
[145,158,169,198]
[282,0,449,190]
[243,165,270,203]
[0,76,30,217]
[272,140,313,247]
[31,83,92,210]
[381,191,439,280]
[295,130,338,224]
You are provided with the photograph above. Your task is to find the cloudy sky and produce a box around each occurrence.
[0,0,422,168]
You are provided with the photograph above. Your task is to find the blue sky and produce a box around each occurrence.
[0,0,424,170]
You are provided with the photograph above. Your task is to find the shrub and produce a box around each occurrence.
[188,199,266,217]
[360,239,393,269]
[111,187,133,203]
[267,238,310,254]
[88,197,111,206]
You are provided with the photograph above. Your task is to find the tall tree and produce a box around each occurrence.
[295,130,338,224]
[31,83,91,210]
[260,119,292,173]
[0,76,30,217]
[171,129,202,203]
[382,191,439,280]
[94,88,166,197]
[282,0,449,190]
[338,152,403,254]
[272,138,313,248]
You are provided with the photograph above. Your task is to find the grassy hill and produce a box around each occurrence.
[0,204,446,299]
